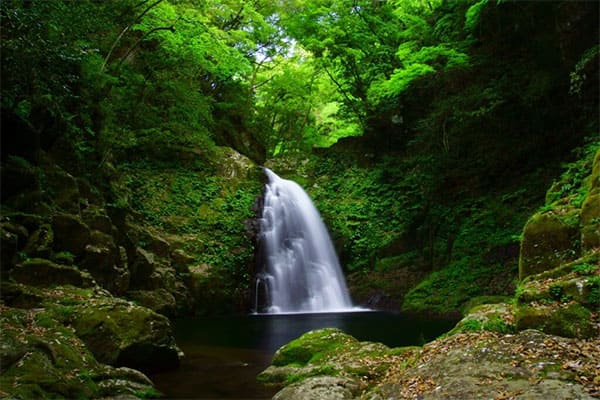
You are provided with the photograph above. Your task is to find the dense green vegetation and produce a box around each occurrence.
[2,0,598,316]
[1,0,598,398]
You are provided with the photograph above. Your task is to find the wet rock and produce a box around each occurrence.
[213,146,257,179]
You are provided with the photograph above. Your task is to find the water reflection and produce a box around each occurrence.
[151,312,456,398]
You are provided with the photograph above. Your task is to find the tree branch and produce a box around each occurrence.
[101,0,164,71]
[116,22,178,70]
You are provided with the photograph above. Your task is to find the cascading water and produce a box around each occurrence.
[255,168,354,314]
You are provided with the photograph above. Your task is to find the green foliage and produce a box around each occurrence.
[573,263,596,276]
[121,156,261,307]
[544,139,600,207]
[465,0,488,32]
[569,45,600,97]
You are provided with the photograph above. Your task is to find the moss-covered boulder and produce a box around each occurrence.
[519,209,580,279]
[259,328,416,392]
[10,258,94,288]
[127,289,177,316]
[448,303,515,335]
[272,328,357,367]
[70,301,181,373]
[0,306,157,399]
[514,303,596,339]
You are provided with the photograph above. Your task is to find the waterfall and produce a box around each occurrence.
[256,168,354,314]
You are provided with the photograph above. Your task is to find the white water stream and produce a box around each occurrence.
[255,168,355,314]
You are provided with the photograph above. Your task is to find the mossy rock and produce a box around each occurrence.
[52,213,91,256]
[1,224,21,268]
[580,192,600,251]
[514,303,597,338]
[519,210,581,280]
[10,258,94,288]
[126,223,171,258]
[82,206,115,235]
[127,289,177,316]
[23,223,53,259]
[260,328,410,389]
[590,149,600,191]
[82,230,130,295]
[213,146,259,179]
[271,376,360,400]
[517,275,598,308]
[272,328,357,367]
[130,247,156,288]
[44,164,80,213]
[70,302,181,373]
[0,307,157,399]
[449,303,515,335]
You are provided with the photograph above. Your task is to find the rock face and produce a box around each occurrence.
[515,149,599,339]
[0,152,190,398]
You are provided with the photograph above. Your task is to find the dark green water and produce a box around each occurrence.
[150,311,456,399]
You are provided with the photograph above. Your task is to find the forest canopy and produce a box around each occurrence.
[7,0,596,164]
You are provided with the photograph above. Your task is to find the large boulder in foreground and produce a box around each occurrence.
[262,328,598,400]
[71,301,182,374]
[0,306,158,399]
